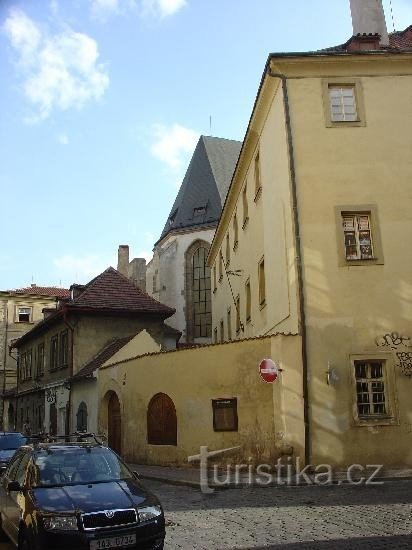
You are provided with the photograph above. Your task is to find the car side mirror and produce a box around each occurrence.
[7,481,23,492]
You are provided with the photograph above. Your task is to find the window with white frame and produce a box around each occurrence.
[342,213,374,261]
[328,86,358,122]
[17,306,32,323]
[354,360,388,418]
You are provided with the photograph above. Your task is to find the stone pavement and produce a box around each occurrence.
[130,462,412,489]
[144,478,412,549]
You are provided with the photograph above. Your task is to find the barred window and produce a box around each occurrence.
[192,247,211,338]
[342,213,374,261]
[355,360,387,417]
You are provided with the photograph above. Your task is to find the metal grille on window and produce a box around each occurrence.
[342,214,374,260]
[192,247,212,338]
[329,86,358,122]
[355,360,387,417]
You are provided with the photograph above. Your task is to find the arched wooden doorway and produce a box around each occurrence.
[108,392,122,455]
[147,393,177,445]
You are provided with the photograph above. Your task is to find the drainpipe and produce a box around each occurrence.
[267,68,310,466]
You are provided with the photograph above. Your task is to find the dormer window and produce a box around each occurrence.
[193,206,207,217]
[168,209,178,226]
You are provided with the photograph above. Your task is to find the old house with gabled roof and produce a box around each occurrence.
[146,135,242,344]
[11,267,178,441]
[0,284,69,429]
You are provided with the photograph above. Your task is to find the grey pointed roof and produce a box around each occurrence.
[157,136,241,243]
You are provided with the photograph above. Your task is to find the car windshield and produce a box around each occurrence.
[0,434,27,450]
[34,446,133,486]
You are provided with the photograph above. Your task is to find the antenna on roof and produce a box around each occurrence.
[389,0,396,32]
[209,115,212,135]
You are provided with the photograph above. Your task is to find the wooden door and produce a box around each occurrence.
[108,393,122,455]
[147,393,177,445]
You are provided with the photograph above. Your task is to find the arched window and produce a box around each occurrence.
[147,393,177,446]
[185,241,212,342]
[76,401,88,432]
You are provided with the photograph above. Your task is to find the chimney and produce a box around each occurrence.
[128,258,147,292]
[349,0,389,46]
[117,245,130,277]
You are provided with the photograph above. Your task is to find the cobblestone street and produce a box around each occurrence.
[0,479,410,549]
[147,479,412,549]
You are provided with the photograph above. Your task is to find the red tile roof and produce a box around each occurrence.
[69,267,174,317]
[389,25,412,49]
[7,286,70,298]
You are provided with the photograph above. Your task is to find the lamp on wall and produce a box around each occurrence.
[326,362,339,386]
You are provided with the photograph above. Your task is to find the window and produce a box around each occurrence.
[213,264,217,292]
[19,352,26,381]
[152,270,158,293]
[60,330,69,368]
[329,86,357,122]
[242,185,249,228]
[17,306,32,323]
[235,295,241,333]
[50,335,59,371]
[233,213,239,250]
[36,343,44,377]
[254,150,262,199]
[147,393,177,445]
[354,360,387,418]
[227,308,232,341]
[212,398,238,431]
[192,247,212,338]
[342,213,373,261]
[245,279,251,322]
[225,234,231,267]
[213,327,218,344]
[220,319,224,343]
[26,350,32,379]
[219,251,223,282]
[351,354,397,426]
[258,258,266,306]
[336,205,383,266]
[322,78,365,127]
[76,402,88,432]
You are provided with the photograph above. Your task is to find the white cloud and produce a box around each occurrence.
[57,132,69,144]
[150,123,199,171]
[54,254,112,285]
[3,8,109,122]
[141,0,186,18]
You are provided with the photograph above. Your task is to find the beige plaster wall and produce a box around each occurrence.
[98,334,304,465]
[279,56,412,467]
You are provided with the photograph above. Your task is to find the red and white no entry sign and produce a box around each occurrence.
[259,358,280,383]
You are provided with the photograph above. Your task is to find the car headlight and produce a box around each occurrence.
[138,505,162,522]
[43,515,78,531]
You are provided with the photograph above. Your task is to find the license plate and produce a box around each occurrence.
[90,533,136,549]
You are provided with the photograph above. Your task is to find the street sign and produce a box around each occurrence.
[259,358,279,383]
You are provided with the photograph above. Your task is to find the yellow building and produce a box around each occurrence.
[208,20,412,469]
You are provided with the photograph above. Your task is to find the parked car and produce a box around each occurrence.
[0,433,27,472]
[0,434,165,549]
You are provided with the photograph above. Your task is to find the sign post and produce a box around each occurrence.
[259,358,280,383]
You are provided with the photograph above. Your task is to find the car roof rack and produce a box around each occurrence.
[28,432,107,448]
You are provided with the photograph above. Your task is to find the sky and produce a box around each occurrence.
[1,0,411,290]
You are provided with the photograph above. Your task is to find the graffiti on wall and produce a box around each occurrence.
[375,332,412,377]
